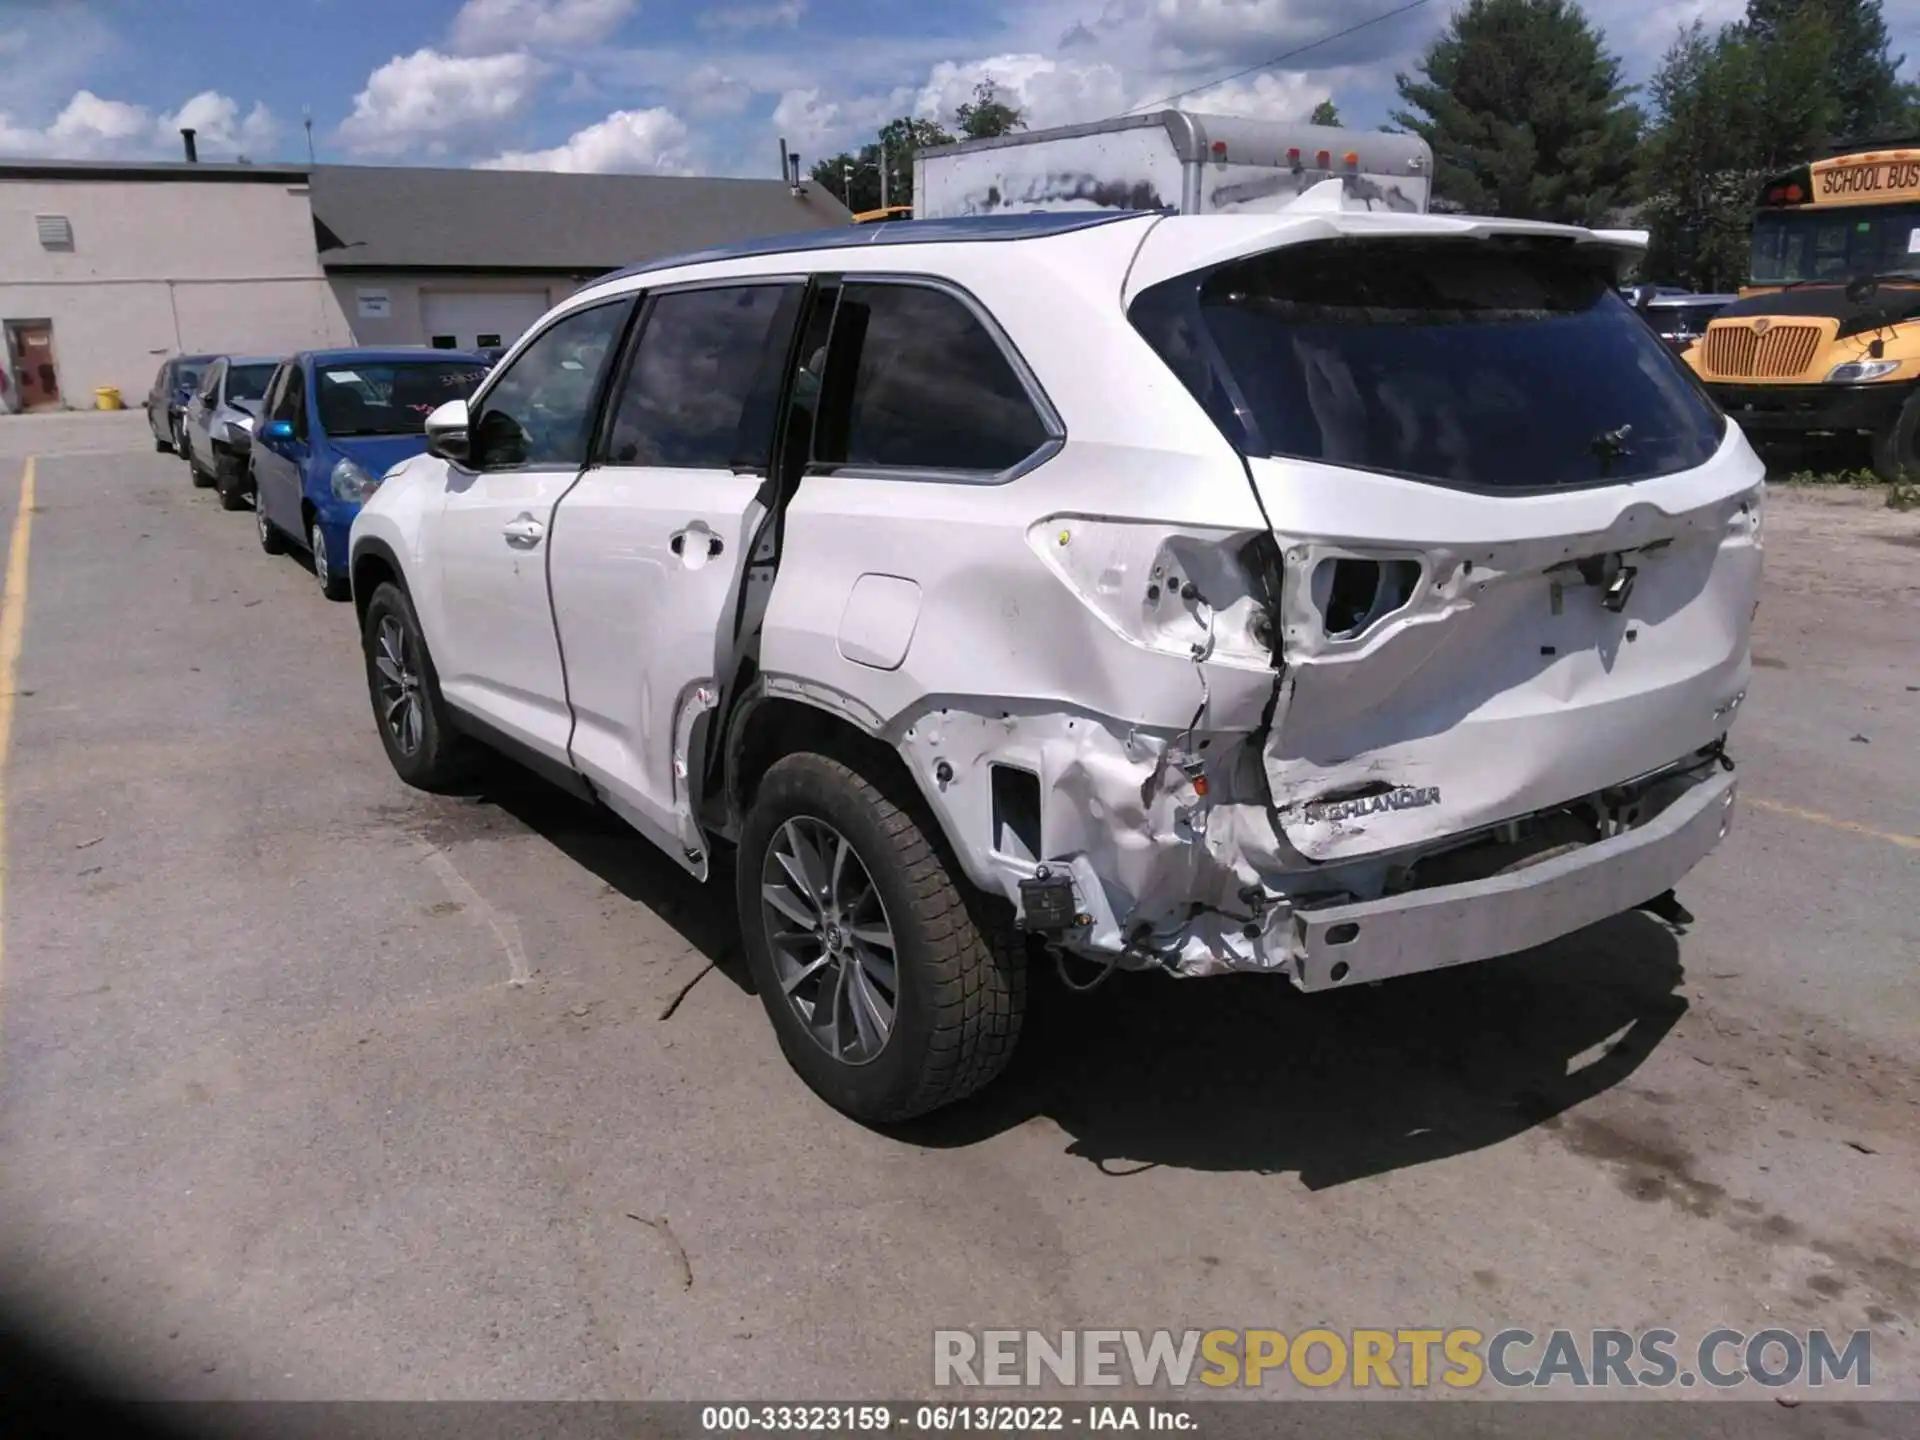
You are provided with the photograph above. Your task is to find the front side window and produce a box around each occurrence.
[225,364,277,404]
[603,284,801,470]
[1130,239,1726,491]
[815,282,1050,475]
[317,361,489,437]
[471,301,629,470]
[198,363,223,401]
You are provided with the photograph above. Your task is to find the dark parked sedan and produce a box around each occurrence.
[144,353,217,454]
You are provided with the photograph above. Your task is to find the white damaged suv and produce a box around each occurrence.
[348,194,1761,1123]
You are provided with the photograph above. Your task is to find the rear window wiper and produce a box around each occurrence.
[1589,423,1635,472]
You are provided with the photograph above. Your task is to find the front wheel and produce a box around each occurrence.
[737,753,1025,1124]
[188,441,215,488]
[311,520,350,601]
[362,583,475,791]
[1869,388,1920,482]
[215,452,249,511]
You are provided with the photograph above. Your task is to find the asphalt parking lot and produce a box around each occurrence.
[0,412,1916,1409]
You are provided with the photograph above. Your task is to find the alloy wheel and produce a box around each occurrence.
[256,503,271,547]
[310,523,331,591]
[374,614,424,756]
[759,816,899,1064]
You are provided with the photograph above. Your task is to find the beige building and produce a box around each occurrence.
[0,160,352,409]
[2,154,851,412]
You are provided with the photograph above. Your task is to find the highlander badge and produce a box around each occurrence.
[1303,786,1443,824]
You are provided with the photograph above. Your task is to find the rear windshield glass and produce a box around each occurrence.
[1130,240,1726,491]
[317,361,489,436]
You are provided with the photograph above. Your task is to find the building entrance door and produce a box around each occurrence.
[6,322,61,409]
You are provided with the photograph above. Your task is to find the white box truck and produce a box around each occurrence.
[912,111,1434,219]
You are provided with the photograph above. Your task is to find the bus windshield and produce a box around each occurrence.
[1751,203,1920,284]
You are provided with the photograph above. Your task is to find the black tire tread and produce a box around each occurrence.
[1870,390,1920,482]
[763,752,1024,1121]
[362,581,477,792]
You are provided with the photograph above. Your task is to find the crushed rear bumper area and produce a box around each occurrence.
[1282,764,1737,991]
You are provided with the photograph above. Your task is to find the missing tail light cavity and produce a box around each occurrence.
[990,764,1043,863]
[1312,557,1422,638]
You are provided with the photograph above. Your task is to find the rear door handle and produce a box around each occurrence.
[502,513,545,547]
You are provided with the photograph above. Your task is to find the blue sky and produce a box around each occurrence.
[1,0,1916,178]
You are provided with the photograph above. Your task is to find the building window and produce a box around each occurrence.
[430,335,457,349]
[476,333,502,348]
[35,215,74,251]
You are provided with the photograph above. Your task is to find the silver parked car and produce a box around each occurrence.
[182,355,280,505]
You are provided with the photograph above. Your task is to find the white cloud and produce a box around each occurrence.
[338,48,546,157]
[699,1,806,31]
[161,91,280,158]
[1173,68,1333,122]
[448,0,638,53]
[0,88,281,161]
[770,85,912,158]
[913,54,1132,132]
[678,63,755,119]
[480,105,692,172]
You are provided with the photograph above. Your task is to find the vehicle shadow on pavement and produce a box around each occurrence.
[469,765,755,993]
[900,912,1688,1188]
[446,767,1687,1188]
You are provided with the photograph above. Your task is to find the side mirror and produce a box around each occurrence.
[425,398,471,463]
[262,419,294,442]
[1629,285,1655,314]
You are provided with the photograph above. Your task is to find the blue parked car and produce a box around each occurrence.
[250,348,489,599]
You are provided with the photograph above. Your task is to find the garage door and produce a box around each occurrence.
[421,291,552,351]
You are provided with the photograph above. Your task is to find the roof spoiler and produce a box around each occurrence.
[1588,228,1649,251]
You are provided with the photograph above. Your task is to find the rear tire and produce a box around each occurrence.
[1869,389,1920,482]
[737,752,1025,1123]
[361,582,475,792]
[256,492,287,554]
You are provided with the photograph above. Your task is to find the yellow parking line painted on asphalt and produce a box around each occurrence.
[0,456,37,1008]
[1746,795,1920,851]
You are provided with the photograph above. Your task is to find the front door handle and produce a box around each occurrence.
[502,513,545,547]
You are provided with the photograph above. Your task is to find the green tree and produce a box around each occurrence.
[1392,0,1642,224]
[955,80,1026,140]
[1310,98,1341,126]
[811,116,958,212]
[1745,0,1904,137]
[1638,10,1842,290]
[811,148,882,212]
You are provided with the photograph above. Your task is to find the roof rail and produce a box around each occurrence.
[595,210,1156,285]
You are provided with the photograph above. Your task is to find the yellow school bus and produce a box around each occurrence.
[1686,142,1920,478]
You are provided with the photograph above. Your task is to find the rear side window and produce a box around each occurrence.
[815,282,1050,476]
[603,284,801,470]
[1130,240,1726,491]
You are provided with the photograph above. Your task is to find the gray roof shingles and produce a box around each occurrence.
[308,164,852,273]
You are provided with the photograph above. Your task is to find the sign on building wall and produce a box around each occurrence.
[356,289,391,320]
